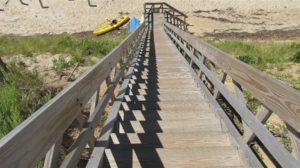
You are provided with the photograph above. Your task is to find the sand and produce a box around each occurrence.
[0,0,300,36]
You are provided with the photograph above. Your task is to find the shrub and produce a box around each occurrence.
[238,55,257,65]
[291,51,300,63]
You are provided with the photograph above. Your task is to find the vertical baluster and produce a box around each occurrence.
[233,80,252,140]
[44,138,62,168]
[198,55,206,81]
[244,105,272,143]
[287,126,300,160]
[233,80,272,143]
[213,72,227,98]
[106,76,115,104]
[87,89,100,148]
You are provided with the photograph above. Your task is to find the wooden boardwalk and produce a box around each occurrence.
[0,3,299,168]
[103,14,245,167]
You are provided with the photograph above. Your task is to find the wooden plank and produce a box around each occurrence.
[86,62,137,168]
[87,89,100,148]
[86,27,149,167]
[166,30,262,167]
[165,22,300,133]
[60,68,123,168]
[105,147,242,167]
[287,125,300,160]
[232,81,254,143]
[0,23,146,167]
[60,34,145,167]
[165,26,299,167]
[244,105,272,143]
[44,138,62,168]
[60,24,147,167]
[214,72,227,98]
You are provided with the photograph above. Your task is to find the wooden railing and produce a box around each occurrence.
[164,22,300,167]
[1,3,300,168]
[0,19,149,167]
[144,2,188,30]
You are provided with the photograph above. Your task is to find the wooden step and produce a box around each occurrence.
[129,78,196,85]
[128,88,200,95]
[118,110,216,121]
[116,120,222,133]
[104,147,242,168]
[109,132,231,149]
[128,84,198,91]
[123,94,204,102]
[127,89,200,96]
[121,101,211,111]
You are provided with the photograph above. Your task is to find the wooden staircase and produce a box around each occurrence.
[103,14,244,167]
[0,3,299,168]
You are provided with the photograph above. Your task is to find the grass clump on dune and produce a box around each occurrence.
[0,32,129,138]
[0,32,128,70]
[0,34,125,58]
[0,64,52,138]
[209,40,300,90]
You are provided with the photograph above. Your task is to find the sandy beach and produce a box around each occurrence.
[0,0,299,37]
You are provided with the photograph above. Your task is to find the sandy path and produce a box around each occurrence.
[0,0,300,36]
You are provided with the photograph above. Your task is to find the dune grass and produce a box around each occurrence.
[0,65,52,138]
[208,40,300,90]
[0,32,128,70]
[0,32,128,138]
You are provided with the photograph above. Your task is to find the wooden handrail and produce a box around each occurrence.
[164,22,300,167]
[0,22,148,167]
[164,23,300,132]
[144,2,187,18]
[144,2,188,31]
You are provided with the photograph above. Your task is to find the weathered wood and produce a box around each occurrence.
[214,72,227,98]
[86,24,149,167]
[165,22,300,133]
[0,22,146,168]
[232,80,253,143]
[86,61,137,168]
[59,31,146,167]
[165,24,299,167]
[287,125,300,160]
[60,66,124,168]
[244,105,272,143]
[86,89,100,148]
[166,28,262,167]
[44,138,62,168]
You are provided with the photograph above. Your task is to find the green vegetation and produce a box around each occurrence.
[209,39,298,158]
[0,32,128,70]
[209,40,300,90]
[0,64,52,138]
[0,32,128,138]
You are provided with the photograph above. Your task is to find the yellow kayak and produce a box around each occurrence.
[93,16,130,36]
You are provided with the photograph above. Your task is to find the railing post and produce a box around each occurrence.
[44,138,62,168]
[287,126,300,160]
[233,80,272,143]
[213,72,227,98]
